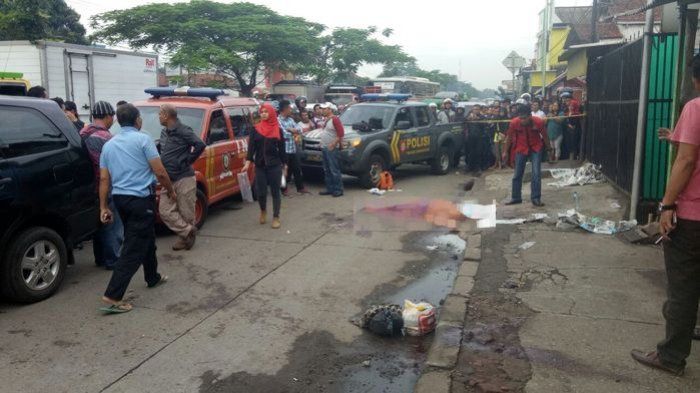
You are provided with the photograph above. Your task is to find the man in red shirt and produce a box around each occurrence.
[632,55,700,376]
[502,104,550,207]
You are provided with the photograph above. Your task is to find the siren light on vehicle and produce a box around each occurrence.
[144,87,227,100]
[360,93,412,102]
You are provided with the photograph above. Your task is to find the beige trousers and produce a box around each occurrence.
[159,176,196,238]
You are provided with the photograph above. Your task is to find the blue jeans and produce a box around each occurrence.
[93,198,123,268]
[322,148,343,194]
[511,150,542,202]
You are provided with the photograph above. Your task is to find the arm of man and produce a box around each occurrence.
[185,129,206,164]
[149,157,176,200]
[332,117,344,150]
[99,168,113,224]
[660,142,699,236]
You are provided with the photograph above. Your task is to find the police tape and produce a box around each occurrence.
[464,113,587,124]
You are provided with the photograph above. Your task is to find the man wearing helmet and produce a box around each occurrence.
[428,102,438,120]
[437,99,456,125]
[294,96,308,122]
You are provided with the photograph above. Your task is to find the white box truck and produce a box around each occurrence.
[0,40,158,121]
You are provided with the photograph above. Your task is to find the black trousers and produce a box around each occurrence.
[284,153,305,192]
[256,164,282,218]
[657,218,700,368]
[464,135,482,172]
[104,194,161,301]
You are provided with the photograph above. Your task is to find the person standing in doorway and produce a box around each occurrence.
[319,102,344,197]
[502,104,550,207]
[278,100,310,196]
[98,104,173,313]
[242,103,286,229]
[157,104,206,251]
[81,101,123,270]
[631,54,700,376]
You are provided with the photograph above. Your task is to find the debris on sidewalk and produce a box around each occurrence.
[617,221,662,244]
[403,300,436,337]
[518,241,536,250]
[548,163,604,188]
[426,245,438,251]
[368,188,386,196]
[609,200,622,209]
[558,209,637,235]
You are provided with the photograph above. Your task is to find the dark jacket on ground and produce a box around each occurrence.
[247,128,287,168]
[159,120,206,182]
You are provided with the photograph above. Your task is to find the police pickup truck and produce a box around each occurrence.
[300,94,464,188]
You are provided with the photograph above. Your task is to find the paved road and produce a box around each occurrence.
[0,165,467,393]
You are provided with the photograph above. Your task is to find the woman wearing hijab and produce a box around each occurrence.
[242,103,287,229]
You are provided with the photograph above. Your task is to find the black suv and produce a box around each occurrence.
[0,96,99,303]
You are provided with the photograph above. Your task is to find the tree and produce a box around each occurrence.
[91,1,324,96]
[0,0,88,44]
[303,27,412,84]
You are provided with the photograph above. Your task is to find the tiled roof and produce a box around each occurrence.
[602,0,663,22]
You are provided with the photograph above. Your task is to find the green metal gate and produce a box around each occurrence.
[643,33,678,200]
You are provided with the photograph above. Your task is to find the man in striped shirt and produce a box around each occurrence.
[278,100,309,196]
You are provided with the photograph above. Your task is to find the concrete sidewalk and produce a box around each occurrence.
[427,164,700,392]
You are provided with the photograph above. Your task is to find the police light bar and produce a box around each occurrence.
[360,93,412,102]
[144,87,227,100]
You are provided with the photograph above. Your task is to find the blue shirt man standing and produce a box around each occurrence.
[98,104,176,313]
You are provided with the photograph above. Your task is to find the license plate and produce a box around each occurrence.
[307,155,322,162]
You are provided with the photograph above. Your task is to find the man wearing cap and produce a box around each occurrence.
[80,101,123,270]
[502,104,550,207]
[158,104,206,251]
[437,99,455,125]
[319,102,344,197]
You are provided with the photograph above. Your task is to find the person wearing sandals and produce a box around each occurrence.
[242,103,287,229]
[98,104,174,313]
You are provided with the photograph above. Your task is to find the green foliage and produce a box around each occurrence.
[303,27,412,84]
[0,0,88,44]
[91,1,323,96]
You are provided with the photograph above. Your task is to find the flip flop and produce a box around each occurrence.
[148,275,168,288]
[99,303,132,314]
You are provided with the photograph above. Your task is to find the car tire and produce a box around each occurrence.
[431,145,452,175]
[0,227,68,303]
[195,188,208,229]
[359,154,386,189]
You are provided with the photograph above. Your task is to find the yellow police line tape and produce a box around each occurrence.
[464,113,587,124]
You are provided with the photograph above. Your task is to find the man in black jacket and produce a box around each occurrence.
[157,104,206,251]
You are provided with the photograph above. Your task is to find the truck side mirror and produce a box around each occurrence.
[395,120,411,130]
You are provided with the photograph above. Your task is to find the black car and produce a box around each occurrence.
[0,96,99,303]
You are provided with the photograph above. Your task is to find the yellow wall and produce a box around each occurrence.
[530,71,558,88]
[567,49,588,79]
[547,26,570,69]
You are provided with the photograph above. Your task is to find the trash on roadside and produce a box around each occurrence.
[518,241,536,250]
[362,360,371,367]
[426,245,438,251]
[353,304,404,337]
[558,209,638,235]
[548,163,604,188]
[403,300,436,336]
[609,200,622,209]
[368,188,386,196]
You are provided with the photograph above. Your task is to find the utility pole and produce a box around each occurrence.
[591,0,598,43]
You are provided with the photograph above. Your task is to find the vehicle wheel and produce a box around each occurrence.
[195,188,208,229]
[431,145,452,175]
[359,154,386,189]
[0,227,68,303]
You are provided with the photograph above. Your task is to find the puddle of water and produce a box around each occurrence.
[386,233,466,306]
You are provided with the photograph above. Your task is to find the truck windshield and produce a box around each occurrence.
[340,105,394,132]
[111,106,205,141]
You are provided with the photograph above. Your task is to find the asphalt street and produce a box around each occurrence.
[0,165,466,393]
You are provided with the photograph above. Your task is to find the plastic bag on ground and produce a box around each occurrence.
[403,300,436,336]
[237,172,254,203]
[354,304,404,337]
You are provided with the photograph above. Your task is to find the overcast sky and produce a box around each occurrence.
[66,0,591,90]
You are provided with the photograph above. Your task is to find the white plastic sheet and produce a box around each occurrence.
[548,163,604,188]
